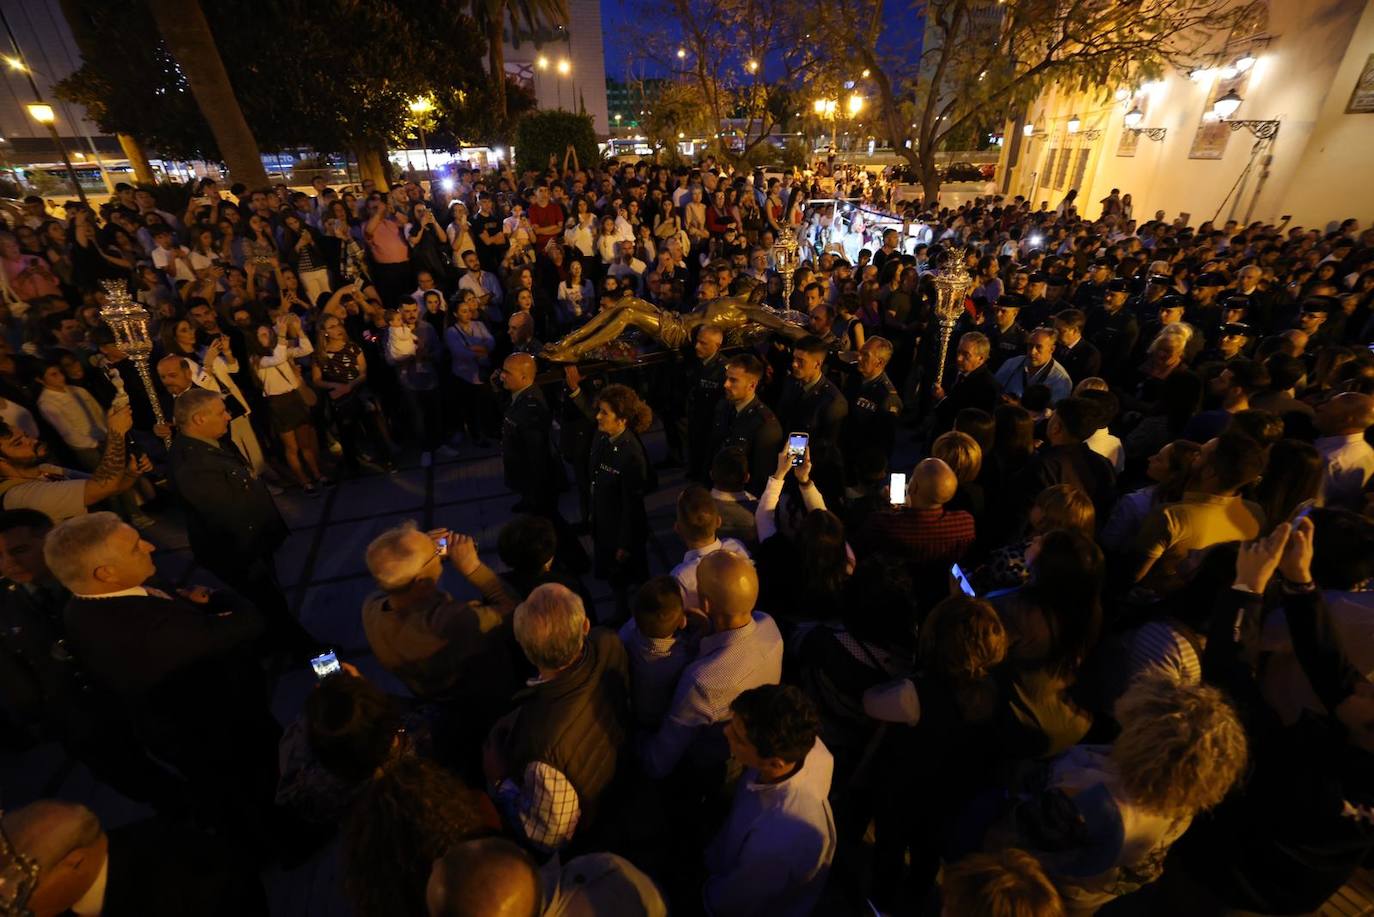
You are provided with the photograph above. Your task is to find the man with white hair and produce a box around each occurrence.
[51,512,278,828]
[483,582,630,852]
[362,522,521,712]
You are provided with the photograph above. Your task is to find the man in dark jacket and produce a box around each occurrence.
[1052,309,1103,384]
[1086,279,1140,385]
[842,336,903,467]
[1014,396,1117,524]
[166,389,312,659]
[931,332,999,435]
[710,354,783,497]
[47,512,279,837]
[484,583,630,852]
[501,353,560,513]
[776,335,848,495]
[684,325,729,482]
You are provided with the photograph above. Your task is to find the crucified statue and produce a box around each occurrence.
[540,294,807,363]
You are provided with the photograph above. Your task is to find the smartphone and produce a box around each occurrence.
[786,432,809,467]
[437,536,448,551]
[1290,499,1316,523]
[951,563,976,597]
[310,650,341,680]
[889,472,907,505]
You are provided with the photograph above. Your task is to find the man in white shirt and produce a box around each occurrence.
[705,684,836,917]
[35,360,106,468]
[149,226,194,284]
[640,551,782,778]
[607,241,647,295]
[671,485,751,610]
[157,353,267,477]
[459,250,504,324]
[1314,392,1374,511]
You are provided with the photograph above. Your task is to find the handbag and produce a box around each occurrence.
[272,360,318,407]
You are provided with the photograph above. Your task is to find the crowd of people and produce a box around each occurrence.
[0,153,1372,917]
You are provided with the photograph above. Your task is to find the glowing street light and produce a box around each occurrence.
[406,97,434,173]
[1023,122,1035,137]
[407,96,433,115]
[25,102,54,124]
[536,55,549,70]
[1212,88,1243,119]
[556,58,570,75]
[1066,114,1081,134]
[746,59,759,73]
[1123,106,1144,129]
[677,47,686,59]
[847,93,864,116]
[3,55,24,72]
[861,68,870,78]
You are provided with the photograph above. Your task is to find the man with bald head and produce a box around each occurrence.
[1315,391,1374,511]
[858,456,975,566]
[640,550,783,779]
[501,353,559,513]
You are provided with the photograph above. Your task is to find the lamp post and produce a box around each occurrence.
[556,58,571,110]
[928,247,974,390]
[1211,89,1280,139]
[407,96,434,176]
[1123,106,1167,142]
[98,280,170,446]
[0,8,86,204]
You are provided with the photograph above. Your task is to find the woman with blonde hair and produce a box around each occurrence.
[974,484,1096,592]
[932,429,984,518]
[1000,674,1247,913]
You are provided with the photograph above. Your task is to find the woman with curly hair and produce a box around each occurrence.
[998,674,1247,913]
[587,383,652,617]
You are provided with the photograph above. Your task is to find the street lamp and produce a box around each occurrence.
[1123,106,1144,129]
[25,102,53,124]
[1066,114,1081,134]
[407,96,434,175]
[536,55,549,70]
[1210,89,1280,139]
[556,58,570,75]
[847,93,864,116]
[746,59,758,74]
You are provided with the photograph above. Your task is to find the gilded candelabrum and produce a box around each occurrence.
[772,226,801,300]
[99,280,171,446]
[928,248,974,390]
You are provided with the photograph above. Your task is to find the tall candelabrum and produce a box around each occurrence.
[928,248,974,391]
[771,226,801,300]
[99,280,171,446]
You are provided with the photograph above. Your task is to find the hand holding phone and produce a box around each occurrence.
[951,563,976,597]
[786,432,809,467]
[311,650,342,680]
[889,472,907,506]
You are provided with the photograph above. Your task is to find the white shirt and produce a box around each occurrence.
[671,537,751,610]
[1316,433,1374,511]
[0,397,39,439]
[37,386,106,450]
[1086,426,1125,473]
[255,338,313,395]
[703,738,837,917]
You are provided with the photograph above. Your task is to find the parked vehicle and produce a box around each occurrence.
[943,161,984,182]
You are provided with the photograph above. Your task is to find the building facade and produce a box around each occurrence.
[997,0,1374,229]
[502,0,610,136]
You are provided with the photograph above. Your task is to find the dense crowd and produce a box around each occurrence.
[0,153,1371,917]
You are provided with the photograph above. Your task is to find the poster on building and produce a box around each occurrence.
[1347,54,1374,113]
[1189,69,1253,160]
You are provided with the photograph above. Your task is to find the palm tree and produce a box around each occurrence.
[146,0,268,187]
[471,0,569,123]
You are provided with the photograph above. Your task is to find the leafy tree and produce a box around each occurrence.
[514,109,598,174]
[468,0,570,125]
[813,0,1239,203]
[627,0,837,166]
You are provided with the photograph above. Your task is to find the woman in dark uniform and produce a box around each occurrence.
[589,383,653,621]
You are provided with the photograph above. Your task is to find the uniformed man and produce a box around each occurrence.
[1072,261,1113,310]
[709,353,783,497]
[1085,279,1140,384]
[987,293,1029,370]
[776,335,848,494]
[684,325,728,482]
[167,388,313,660]
[842,336,902,468]
[499,353,558,513]
[1134,295,1201,364]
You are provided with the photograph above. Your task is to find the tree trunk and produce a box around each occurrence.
[487,5,508,122]
[921,162,942,210]
[117,134,155,184]
[146,0,268,188]
[354,148,390,190]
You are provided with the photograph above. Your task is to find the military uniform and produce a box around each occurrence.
[684,355,727,481]
[502,385,560,511]
[843,372,902,464]
[988,322,1028,370]
[1086,308,1140,384]
[1055,339,1103,384]
[589,430,649,583]
[709,397,783,497]
[777,375,849,489]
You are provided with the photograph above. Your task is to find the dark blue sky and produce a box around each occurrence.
[600,1,926,81]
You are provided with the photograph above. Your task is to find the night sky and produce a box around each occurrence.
[600,0,926,81]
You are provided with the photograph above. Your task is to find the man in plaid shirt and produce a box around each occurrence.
[858,457,975,567]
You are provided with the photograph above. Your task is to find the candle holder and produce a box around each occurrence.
[99,280,171,446]
[928,247,974,390]
[771,226,801,301]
